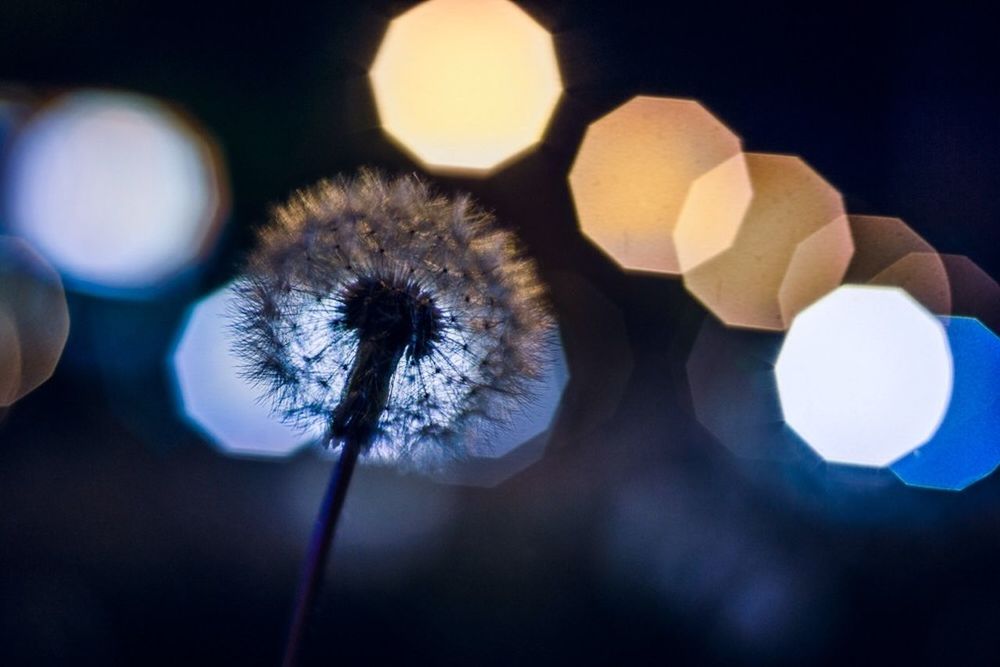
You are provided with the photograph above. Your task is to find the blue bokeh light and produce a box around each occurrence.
[386,332,569,487]
[891,317,1000,491]
[170,283,320,459]
[467,334,569,459]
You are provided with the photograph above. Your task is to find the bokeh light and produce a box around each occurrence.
[938,254,1000,334]
[683,153,853,331]
[777,219,856,326]
[0,236,69,407]
[844,215,951,314]
[369,0,562,174]
[869,254,952,315]
[465,331,569,459]
[892,317,1000,490]
[674,153,754,273]
[170,282,320,459]
[844,215,936,281]
[686,316,814,462]
[428,331,569,487]
[570,96,746,274]
[776,285,953,468]
[0,309,21,406]
[3,90,228,297]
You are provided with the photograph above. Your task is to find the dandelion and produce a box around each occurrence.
[230,169,555,665]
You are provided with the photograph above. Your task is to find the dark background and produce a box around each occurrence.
[2,0,1000,664]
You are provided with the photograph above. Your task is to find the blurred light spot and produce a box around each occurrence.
[570,96,744,274]
[892,317,1000,490]
[776,285,953,467]
[0,310,21,405]
[0,236,69,407]
[674,153,753,273]
[870,254,952,315]
[778,218,855,325]
[686,316,816,462]
[369,0,562,174]
[683,153,851,331]
[430,331,569,486]
[4,90,228,297]
[171,283,319,458]
[938,254,1000,334]
[844,215,936,280]
[844,215,951,313]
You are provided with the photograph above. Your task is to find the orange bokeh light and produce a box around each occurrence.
[683,153,853,331]
[570,96,744,274]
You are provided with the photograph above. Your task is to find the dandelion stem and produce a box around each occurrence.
[282,290,417,665]
[281,433,362,667]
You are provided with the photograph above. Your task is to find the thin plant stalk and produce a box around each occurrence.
[281,307,413,666]
[281,435,362,667]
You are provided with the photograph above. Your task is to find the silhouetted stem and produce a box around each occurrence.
[281,434,362,667]
[281,327,408,666]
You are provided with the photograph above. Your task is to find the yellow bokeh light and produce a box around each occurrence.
[569,96,743,274]
[682,153,852,331]
[369,0,562,174]
[778,216,854,325]
[674,153,753,273]
[0,237,69,407]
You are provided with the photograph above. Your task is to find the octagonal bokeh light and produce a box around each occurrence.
[844,215,951,314]
[674,153,754,273]
[3,90,228,298]
[685,316,815,462]
[570,96,747,274]
[892,317,1000,491]
[938,254,1000,334]
[0,236,70,407]
[776,285,953,468]
[370,0,562,174]
[844,215,937,282]
[422,330,569,487]
[171,283,320,459]
[683,153,853,331]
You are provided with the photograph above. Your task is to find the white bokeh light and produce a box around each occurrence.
[171,283,320,458]
[775,285,953,467]
[4,90,226,297]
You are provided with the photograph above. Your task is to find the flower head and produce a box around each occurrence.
[231,169,555,468]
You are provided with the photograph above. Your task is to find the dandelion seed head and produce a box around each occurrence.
[231,169,555,469]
